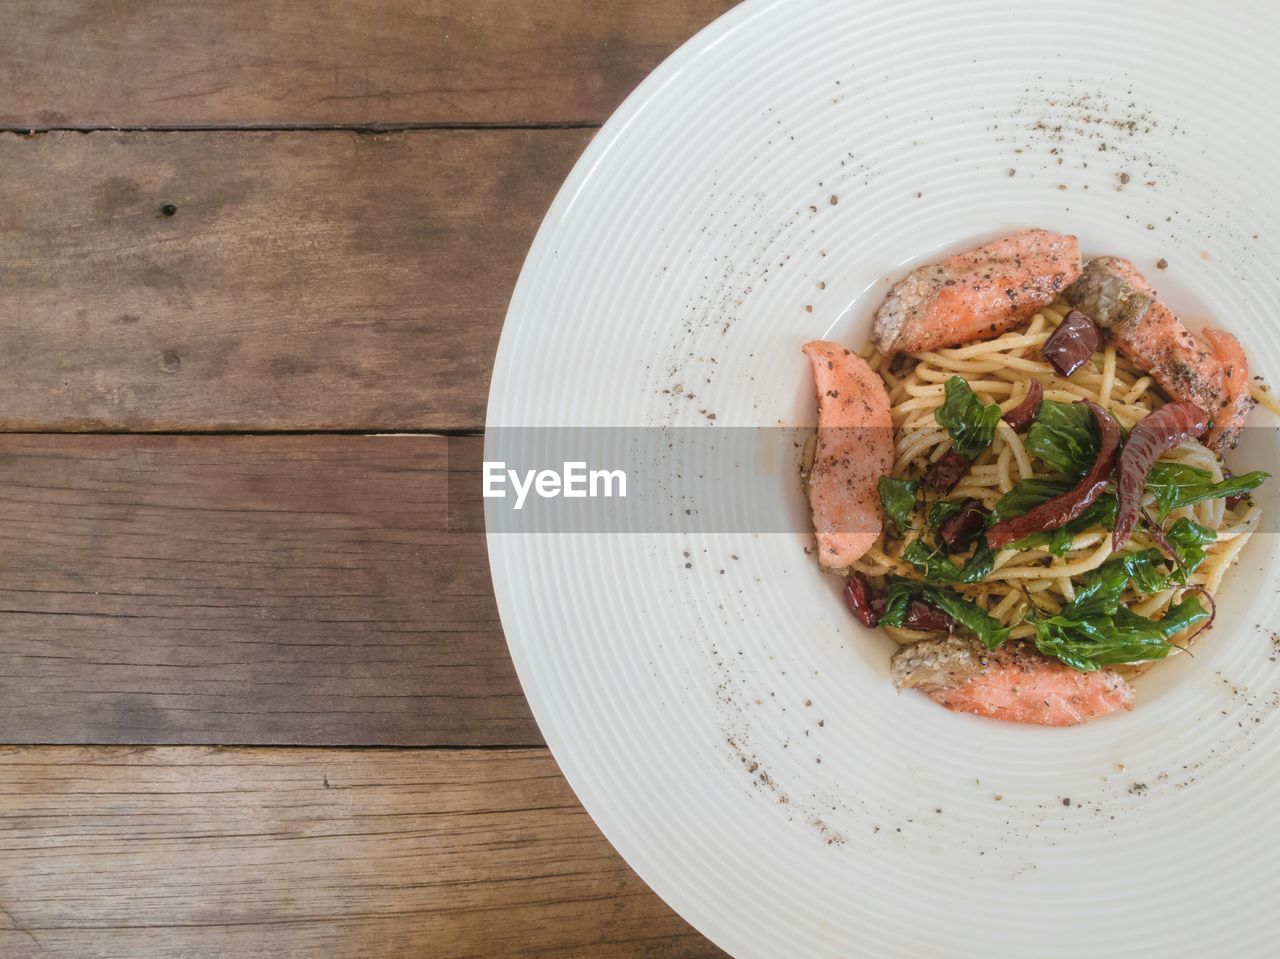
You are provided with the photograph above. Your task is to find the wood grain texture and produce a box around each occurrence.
[0,0,736,128]
[0,746,724,958]
[0,433,538,745]
[0,128,588,431]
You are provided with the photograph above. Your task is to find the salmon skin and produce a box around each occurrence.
[873,229,1082,355]
[803,341,894,569]
[891,636,1134,726]
[1066,257,1254,451]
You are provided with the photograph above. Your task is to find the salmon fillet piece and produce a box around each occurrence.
[1066,257,1254,451]
[891,637,1134,726]
[873,229,1082,355]
[803,341,894,570]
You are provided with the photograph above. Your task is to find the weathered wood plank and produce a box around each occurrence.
[0,0,735,128]
[0,129,587,431]
[0,746,723,958]
[0,433,536,746]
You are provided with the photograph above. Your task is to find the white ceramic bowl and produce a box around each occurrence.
[488,1,1280,955]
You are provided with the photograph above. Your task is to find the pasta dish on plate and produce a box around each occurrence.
[802,230,1272,726]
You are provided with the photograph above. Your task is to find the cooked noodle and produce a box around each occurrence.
[852,301,1260,660]
[1250,380,1280,418]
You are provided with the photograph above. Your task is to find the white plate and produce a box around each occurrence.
[487,1,1280,955]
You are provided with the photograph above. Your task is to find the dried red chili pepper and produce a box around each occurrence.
[1042,310,1101,377]
[844,573,956,632]
[938,499,989,552]
[1001,380,1043,433]
[986,400,1120,550]
[843,572,881,627]
[902,601,956,632]
[924,451,970,493]
[1112,401,1210,549]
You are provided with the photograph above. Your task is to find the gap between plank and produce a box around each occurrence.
[0,742,546,750]
[0,121,601,134]
[0,429,486,437]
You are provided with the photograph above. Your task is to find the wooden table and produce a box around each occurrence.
[0,3,735,955]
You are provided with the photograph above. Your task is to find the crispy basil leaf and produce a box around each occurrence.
[1062,548,1168,621]
[1145,462,1269,519]
[1027,548,1202,671]
[1147,461,1210,485]
[935,377,1001,459]
[1026,400,1099,478]
[1030,629,1101,672]
[1129,551,1171,594]
[1045,527,1075,558]
[879,576,917,626]
[923,583,1009,649]
[902,538,995,584]
[927,498,967,529]
[877,476,919,534]
[1164,517,1217,580]
[988,478,1072,525]
[1074,493,1118,531]
[880,577,1010,649]
[1034,607,1177,672]
[1157,595,1210,638]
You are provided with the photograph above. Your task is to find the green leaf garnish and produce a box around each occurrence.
[1156,595,1210,638]
[1026,400,1099,478]
[1026,548,1209,671]
[989,478,1072,525]
[1164,517,1216,581]
[935,377,1001,460]
[880,576,1010,649]
[877,476,919,535]
[1033,606,1182,671]
[879,576,917,626]
[927,498,967,529]
[902,537,995,584]
[923,584,1010,649]
[1066,549,1167,620]
[1145,463,1269,519]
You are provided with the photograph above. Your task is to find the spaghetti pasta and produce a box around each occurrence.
[850,302,1261,654]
